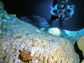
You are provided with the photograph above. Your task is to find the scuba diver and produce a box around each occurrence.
[48,0,75,28]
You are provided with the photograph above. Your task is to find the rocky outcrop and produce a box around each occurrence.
[40,27,84,44]
[81,60,84,63]
[77,35,84,57]
[0,35,80,63]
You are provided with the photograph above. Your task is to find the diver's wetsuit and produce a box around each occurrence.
[48,0,63,28]
[51,0,58,20]
[53,0,58,6]
[48,0,75,29]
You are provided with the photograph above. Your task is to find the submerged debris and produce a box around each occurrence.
[19,50,33,62]
[16,35,22,39]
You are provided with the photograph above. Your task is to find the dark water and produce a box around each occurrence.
[2,0,84,31]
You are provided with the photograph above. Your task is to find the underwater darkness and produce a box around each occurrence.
[2,0,84,31]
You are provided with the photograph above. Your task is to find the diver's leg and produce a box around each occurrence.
[48,15,58,27]
[51,15,58,20]
[59,18,64,29]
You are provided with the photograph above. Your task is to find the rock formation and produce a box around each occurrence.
[0,1,80,63]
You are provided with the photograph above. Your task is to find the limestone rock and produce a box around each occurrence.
[0,13,80,63]
[81,60,84,63]
[0,33,80,63]
[40,27,84,44]
[77,35,84,57]
[0,1,80,63]
[20,15,50,28]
